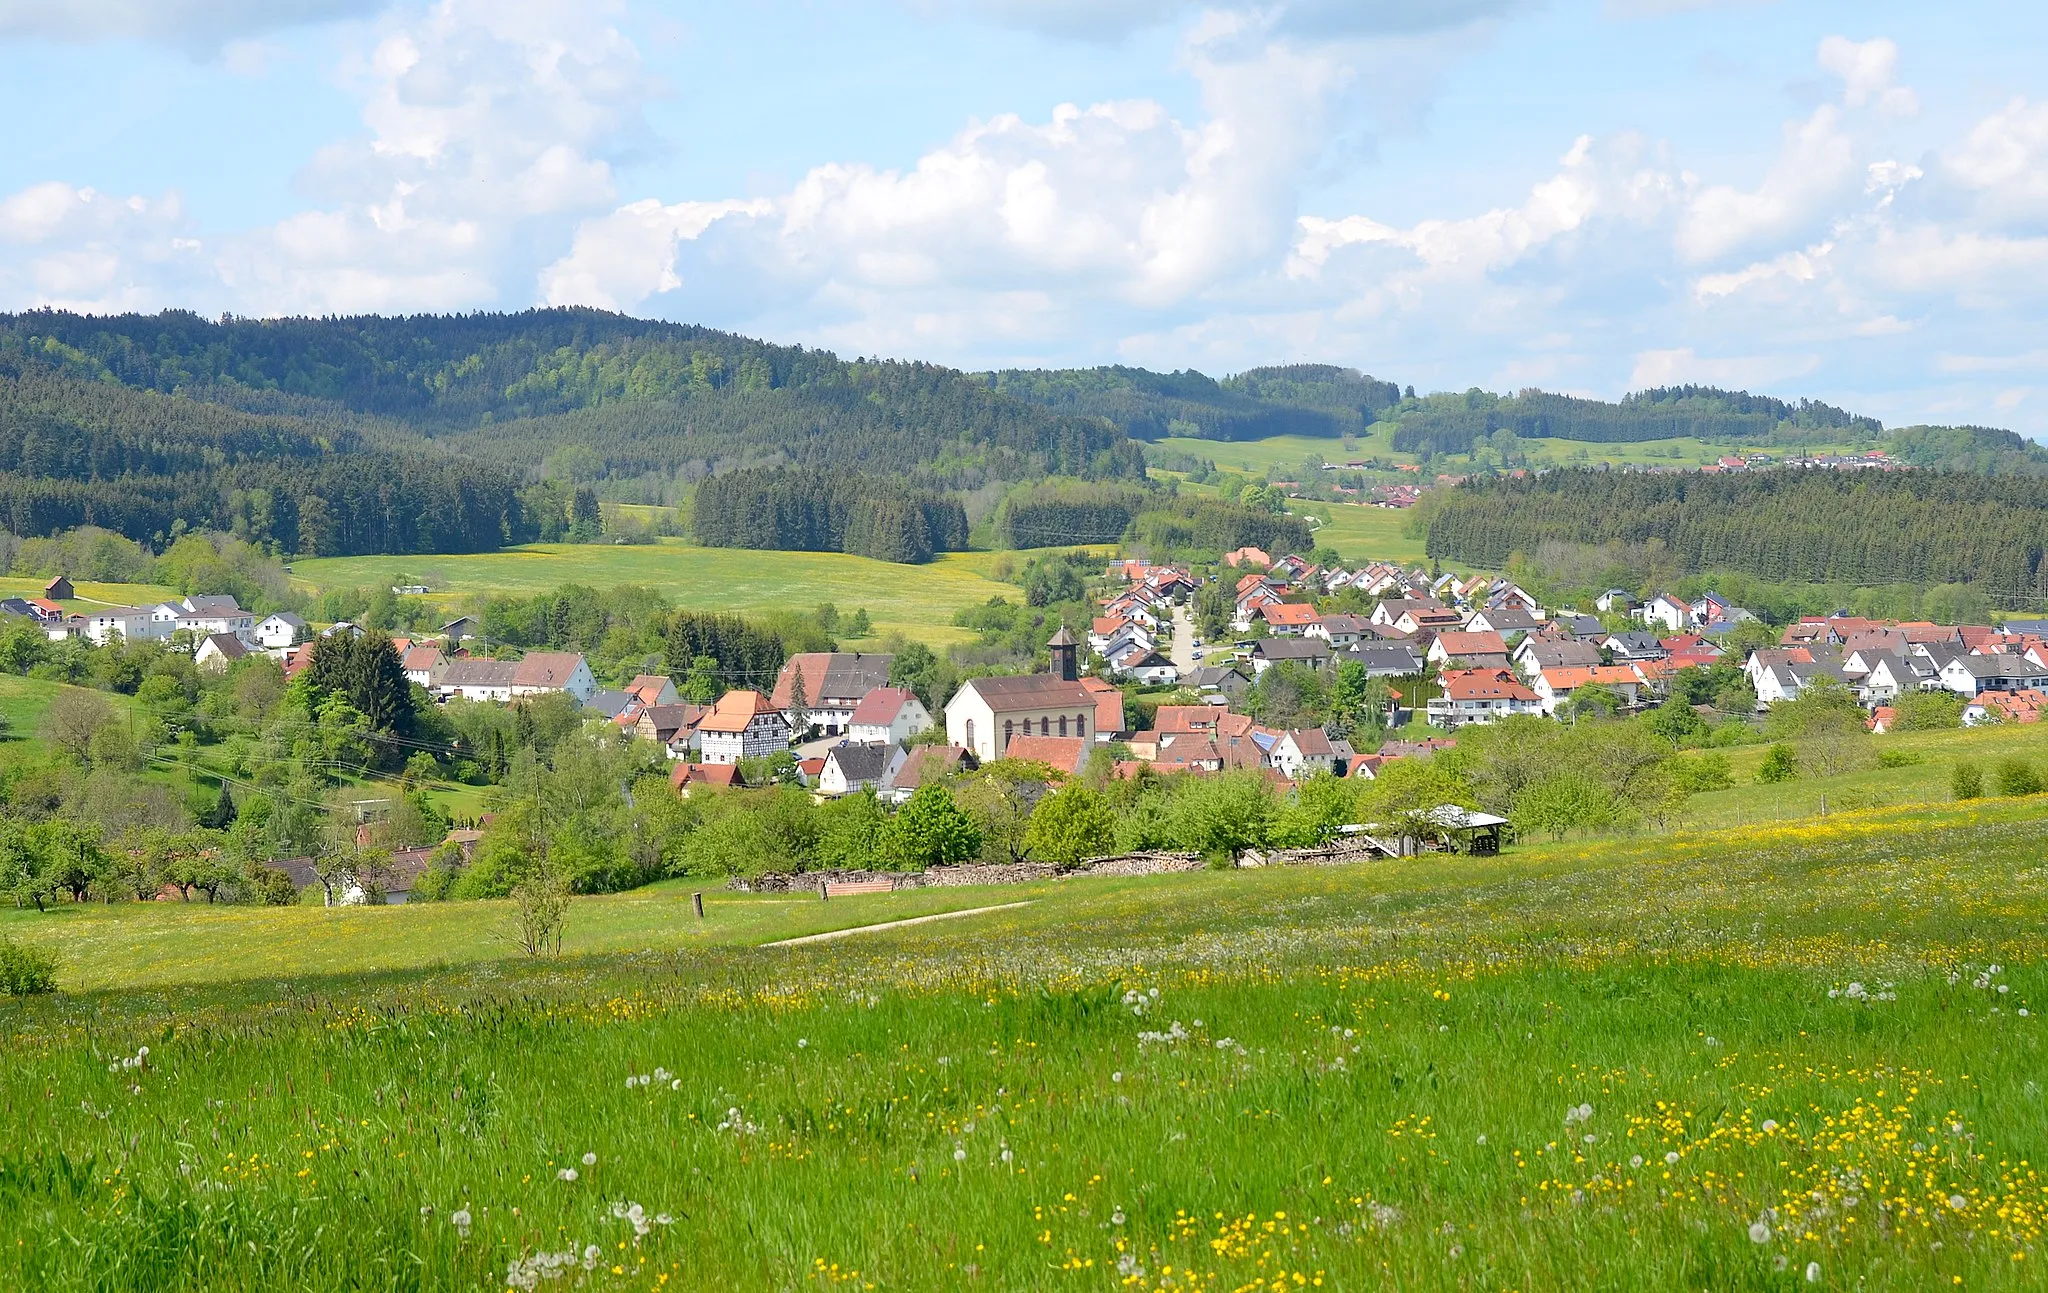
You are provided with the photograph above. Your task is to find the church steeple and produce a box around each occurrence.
[1047,627,1079,681]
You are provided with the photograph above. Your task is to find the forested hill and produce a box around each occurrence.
[1426,469,2048,604]
[990,364,1403,442]
[2,309,1144,495]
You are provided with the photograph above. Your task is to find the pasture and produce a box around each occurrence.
[291,543,1026,647]
[4,797,2046,1290]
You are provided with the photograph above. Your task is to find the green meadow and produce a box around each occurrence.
[5,796,2047,1291]
[291,542,1025,647]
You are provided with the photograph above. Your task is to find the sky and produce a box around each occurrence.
[5,0,2048,436]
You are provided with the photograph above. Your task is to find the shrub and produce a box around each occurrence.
[1994,757,2043,798]
[1754,744,1797,784]
[1952,760,1983,801]
[1668,751,1734,793]
[0,937,58,996]
[1876,748,1924,769]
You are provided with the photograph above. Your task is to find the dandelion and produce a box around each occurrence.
[558,1168,579,1182]
[1448,1244,1464,1260]
[953,1146,967,1163]
[1111,1208,1126,1226]
[671,1079,682,1090]
[1948,1195,1967,1211]
[1773,1255,1789,1272]
[1805,1262,1821,1282]
[1630,1155,1644,1168]
[1476,1134,1487,1145]
[581,1152,597,1166]
[451,1207,472,1237]
[1112,1071,1123,1083]
[1665,1151,1681,1165]
[1000,1148,1014,1164]
[1705,1036,1721,1047]
[798,1038,809,1048]
[583,1245,601,1270]
[1749,1221,1771,1244]
[1762,1119,1779,1133]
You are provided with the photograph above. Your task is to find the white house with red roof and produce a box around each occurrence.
[697,690,792,764]
[848,687,932,745]
[1426,668,1542,728]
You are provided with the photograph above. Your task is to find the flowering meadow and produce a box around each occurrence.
[3,798,2045,1291]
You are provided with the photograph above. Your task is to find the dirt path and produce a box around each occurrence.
[761,901,1035,947]
[1171,604,1197,674]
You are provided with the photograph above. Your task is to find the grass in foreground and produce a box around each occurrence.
[4,798,2046,1290]
[290,542,1025,646]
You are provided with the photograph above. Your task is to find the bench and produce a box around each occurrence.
[822,879,896,899]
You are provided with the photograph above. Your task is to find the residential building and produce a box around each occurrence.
[254,612,308,649]
[1304,614,1375,649]
[401,645,444,688]
[1258,603,1322,635]
[625,674,680,708]
[81,606,161,646]
[1595,588,1633,614]
[1427,668,1542,728]
[193,633,248,672]
[999,734,1090,776]
[1515,638,1602,672]
[848,687,933,746]
[1531,665,1648,715]
[1464,606,1542,636]
[633,703,705,752]
[1427,630,1510,669]
[771,652,896,736]
[1939,653,2048,697]
[670,762,743,794]
[1079,676,1127,739]
[819,743,894,796]
[1250,638,1331,676]
[1336,643,1426,678]
[882,744,973,803]
[1113,647,1180,685]
[697,690,792,764]
[1636,594,1692,632]
[437,658,518,702]
[510,653,596,704]
[1269,728,1338,780]
[1603,630,1669,663]
[1187,663,1251,700]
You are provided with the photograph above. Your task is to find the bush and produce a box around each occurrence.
[0,937,58,996]
[1875,748,1924,769]
[1995,757,2043,798]
[1952,760,1983,801]
[1754,744,1797,784]
[1668,751,1734,793]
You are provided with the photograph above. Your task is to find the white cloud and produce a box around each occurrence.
[0,181,206,311]
[1946,96,2048,220]
[1629,346,1819,389]
[0,0,382,49]
[916,0,1519,42]
[545,13,1350,336]
[1817,34,1918,117]
[1676,105,1854,262]
[220,0,654,313]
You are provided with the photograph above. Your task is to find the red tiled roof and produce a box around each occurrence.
[1000,734,1089,774]
[670,762,741,791]
[849,686,918,725]
[698,689,780,733]
[1439,668,1538,703]
[511,652,586,689]
[1432,630,1508,657]
[1260,603,1321,627]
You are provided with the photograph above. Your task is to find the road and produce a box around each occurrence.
[1171,604,1198,674]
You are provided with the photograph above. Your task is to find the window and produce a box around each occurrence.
[1041,717,1051,736]
[1003,719,1014,748]
[966,719,976,748]
[1077,715,1087,737]
[1058,715,1068,737]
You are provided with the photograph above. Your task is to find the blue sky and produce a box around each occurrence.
[4,1,2048,437]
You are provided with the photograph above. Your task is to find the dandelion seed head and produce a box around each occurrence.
[582,1152,597,1166]
[1748,1221,1771,1244]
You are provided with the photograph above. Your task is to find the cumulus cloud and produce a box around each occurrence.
[0,0,382,50]
[1629,346,1819,389]
[0,181,208,311]
[917,0,1521,41]
[219,0,654,313]
[1945,97,2048,220]
[543,12,1348,340]
[1817,34,1918,116]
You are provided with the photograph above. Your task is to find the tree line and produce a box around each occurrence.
[693,467,969,563]
[1426,468,2048,602]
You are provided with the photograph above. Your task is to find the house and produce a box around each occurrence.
[882,744,973,803]
[848,687,933,746]
[1530,665,1647,715]
[633,703,706,751]
[252,612,306,649]
[151,595,256,641]
[1259,603,1322,636]
[819,743,895,796]
[1857,654,1915,705]
[1187,663,1251,700]
[1223,546,1272,568]
[81,606,161,646]
[1965,689,2048,726]
[1594,588,1633,614]
[1755,659,1849,708]
[1249,638,1331,676]
[1371,596,1445,629]
[1486,583,1542,615]
[625,674,680,708]
[1602,631,1669,663]
[1515,638,1602,672]
[510,652,596,704]
[945,674,1098,764]
[1078,676,1127,739]
[193,633,249,672]
[999,734,1090,776]
[697,690,792,764]
[670,761,743,795]
[1426,630,1510,669]
[442,616,481,644]
[1555,613,1607,639]
[1636,594,1692,633]
[1269,729,1338,780]
[436,658,518,702]
[1690,591,1735,625]
[585,689,637,722]
[1744,646,1816,691]
[1114,648,1179,685]
[1305,614,1375,649]
[771,652,896,736]
[1395,607,1464,638]
[401,645,444,688]
[1938,653,2048,697]
[1427,668,1543,728]
[43,575,73,601]
[1464,606,1542,636]
[1337,642,1426,678]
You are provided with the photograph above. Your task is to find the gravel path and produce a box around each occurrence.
[761,901,1036,947]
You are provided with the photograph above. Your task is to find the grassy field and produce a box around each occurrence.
[0,577,178,607]
[292,542,1026,647]
[5,797,2047,1290]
